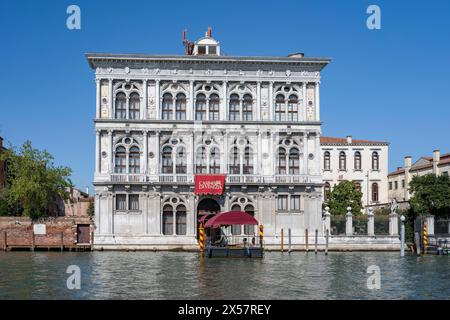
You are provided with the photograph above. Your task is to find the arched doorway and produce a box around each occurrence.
[197,198,221,240]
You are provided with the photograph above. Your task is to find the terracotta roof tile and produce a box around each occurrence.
[320,136,389,146]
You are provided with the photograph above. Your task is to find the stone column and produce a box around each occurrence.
[324,206,331,233]
[367,207,374,236]
[143,130,148,174]
[303,131,309,175]
[426,215,435,235]
[346,207,353,236]
[315,81,320,121]
[221,81,227,120]
[109,78,113,119]
[155,80,160,119]
[302,82,307,121]
[269,81,274,120]
[389,212,399,236]
[256,81,261,121]
[108,130,113,173]
[95,130,101,174]
[189,80,194,120]
[96,79,101,119]
[142,79,148,120]
[155,131,160,174]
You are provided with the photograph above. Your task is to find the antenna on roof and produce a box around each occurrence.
[182,29,194,55]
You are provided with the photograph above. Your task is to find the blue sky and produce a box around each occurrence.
[0,0,449,191]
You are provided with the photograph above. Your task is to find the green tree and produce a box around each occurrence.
[324,180,363,215]
[409,173,450,218]
[0,141,73,219]
[87,201,94,219]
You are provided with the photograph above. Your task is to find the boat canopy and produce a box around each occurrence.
[204,211,258,228]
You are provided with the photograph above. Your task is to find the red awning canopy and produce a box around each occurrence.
[204,211,258,228]
[198,214,214,224]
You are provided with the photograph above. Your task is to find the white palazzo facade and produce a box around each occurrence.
[86,33,330,249]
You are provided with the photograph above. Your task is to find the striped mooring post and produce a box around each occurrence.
[199,223,204,256]
[423,221,427,255]
[259,225,264,248]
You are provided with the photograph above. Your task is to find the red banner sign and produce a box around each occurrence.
[195,174,226,195]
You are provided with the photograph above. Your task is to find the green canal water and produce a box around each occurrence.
[0,251,449,299]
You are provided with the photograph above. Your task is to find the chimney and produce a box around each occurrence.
[346,135,352,144]
[207,26,212,38]
[404,156,412,168]
[85,186,90,196]
[432,150,440,174]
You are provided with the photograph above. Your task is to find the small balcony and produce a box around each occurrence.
[110,174,147,183]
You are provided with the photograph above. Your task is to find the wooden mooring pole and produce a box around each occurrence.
[281,228,284,253]
[3,231,6,251]
[31,231,35,252]
[305,229,309,252]
[414,232,421,256]
[60,232,64,252]
[314,229,318,254]
[325,229,329,255]
[288,228,291,254]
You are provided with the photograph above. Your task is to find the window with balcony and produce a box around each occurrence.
[287,94,299,121]
[275,94,286,121]
[209,147,220,174]
[229,146,240,174]
[129,92,140,120]
[229,94,240,120]
[372,151,379,171]
[277,148,287,174]
[162,93,173,120]
[175,147,187,174]
[175,93,186,120]
[162,146,173,174]
[195,147,207,173]
[354,151,362,170]
[289,148,300,174]
[115,92,127,119]
[339,151,346,171]
[243,146,254,175]
[114,146,126,174]
[242,94,253,121]
[195,93,207,120]
[209,93,220,120]
[128,146,140,174]
[324,151,331,171]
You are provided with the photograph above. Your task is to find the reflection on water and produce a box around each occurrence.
[0,251,449,299]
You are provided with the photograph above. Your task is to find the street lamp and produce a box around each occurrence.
[400,215,406,257]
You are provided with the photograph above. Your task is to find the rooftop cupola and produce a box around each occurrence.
[182,27,221,56]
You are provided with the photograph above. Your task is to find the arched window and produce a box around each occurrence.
[372,151,379,171]
[175,205,187,235]
[162,93,173,120]
[277,147,287,174]
[114,146,126,173]
[372,183,379,202]
[324,151,331,171]
[231,204,241,235]
[324,182,331,201]
[354,151,362,171]
[244,204,255,235]
[195,93,207,120]
[115,92,127,119]
[175,93,186,120]
[195,147,207,173]
[229,146,240,174]
[209,93,220,120]
[243,147,253,175]
[162,146,173,174]
[275,94,286,121]
[175,147,186,174]
[289,148,300,174]
[129,92,140,120]
[128,146,140,174]
[210,147,220,173]
[242,94,253,121]
[229,94,240,120]
[287,94,299,121]
[339,151,346,171]
[162,205,173,235]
